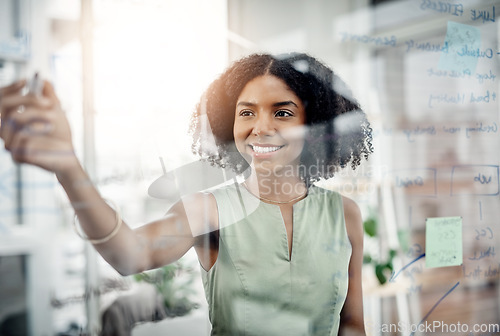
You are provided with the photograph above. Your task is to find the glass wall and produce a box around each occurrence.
[0,0,499,335]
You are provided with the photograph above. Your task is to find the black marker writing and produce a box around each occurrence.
[410,281,460,336]
[463,263,500,280]
[470,90,495,103]
[479,201,483,221]
[428,92,465,108]
[428,91,497,108]
[339,32,397,47]
[442,125,461,134]
[405,39,448,53]
[457,46,494,59]
[475,227,493,240]
[419,0,464,17]
[465,122,498,138]
[469,246,495,261]
[427,67,496,84]
[390,253,425,282]
[474,173,492,184]
[476,70,496,83]
[396,176,424,188]
[470,5,496,24]
[427,67,471,79]
[403,125,436,142]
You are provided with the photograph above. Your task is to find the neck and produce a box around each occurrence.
[244,165,307,203]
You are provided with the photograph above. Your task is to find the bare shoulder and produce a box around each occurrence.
[175,191,219,237]
[181,191,217,207]
[341,195,363,244]
[134,191,219,270]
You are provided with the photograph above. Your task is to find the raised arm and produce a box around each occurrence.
[0,80,215,275]
[58,164,214,275]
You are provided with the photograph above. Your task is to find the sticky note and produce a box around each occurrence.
[425,216,463,268]
[438,21,481,73]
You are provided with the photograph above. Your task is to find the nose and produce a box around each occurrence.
[252,113,274,136]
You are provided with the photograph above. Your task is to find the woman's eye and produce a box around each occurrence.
[275,110,293,118]
[239,110,254,117]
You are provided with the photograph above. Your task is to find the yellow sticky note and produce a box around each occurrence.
[425,216,463,268]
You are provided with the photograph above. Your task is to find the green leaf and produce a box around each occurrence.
[363,218,377,237]
[363,255,372,264]
[375,264,387,285]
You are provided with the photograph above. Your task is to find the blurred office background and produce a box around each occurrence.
[0,0,499,335]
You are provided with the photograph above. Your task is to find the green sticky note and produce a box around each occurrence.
[438,21,481,73]
[425,216,463,268]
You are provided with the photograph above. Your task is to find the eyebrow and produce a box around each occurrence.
[236,100,299,108]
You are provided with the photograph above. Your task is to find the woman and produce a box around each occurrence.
[0,53,372,335]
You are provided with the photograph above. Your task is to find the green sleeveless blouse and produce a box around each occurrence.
[201,183,352,335]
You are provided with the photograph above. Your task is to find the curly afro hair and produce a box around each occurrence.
[189,53,373,183]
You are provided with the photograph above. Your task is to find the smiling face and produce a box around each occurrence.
[233,75,306,175]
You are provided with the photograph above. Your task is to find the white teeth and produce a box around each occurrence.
[252,145,283,153]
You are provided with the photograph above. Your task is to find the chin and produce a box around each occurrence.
[250,159,300,177]
[250,161,275,175]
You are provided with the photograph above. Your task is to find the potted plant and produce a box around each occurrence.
[363,213,397,285]
[100,261,199,336]
[133,261,199,317]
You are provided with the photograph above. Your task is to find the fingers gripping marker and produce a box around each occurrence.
[27,72,43,97]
